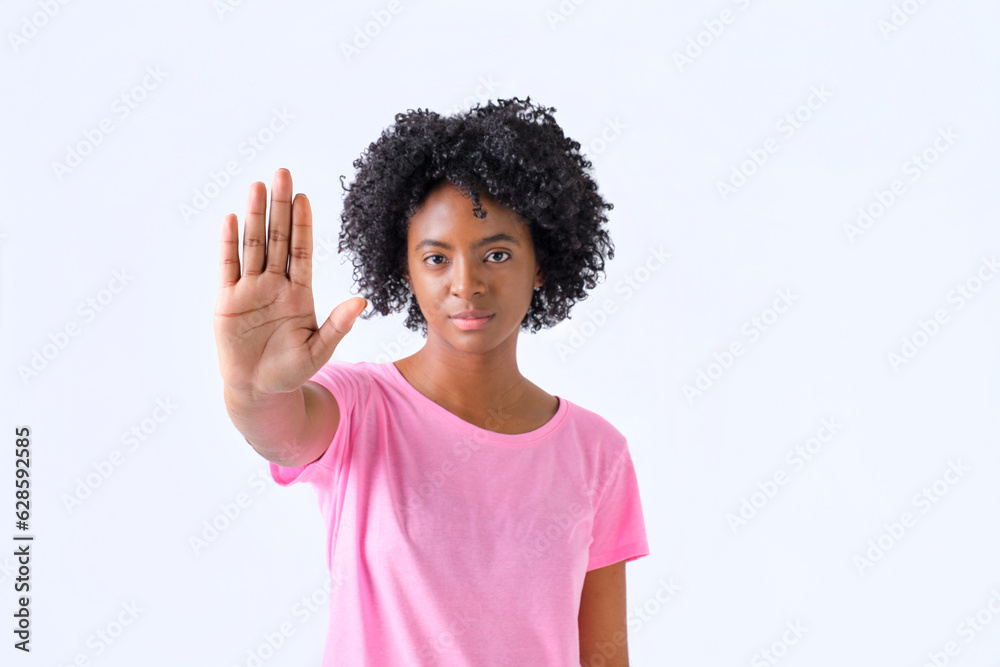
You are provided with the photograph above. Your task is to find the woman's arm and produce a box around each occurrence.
[224,380,339,468]
[214,168,365,466]
[578,560,629,666]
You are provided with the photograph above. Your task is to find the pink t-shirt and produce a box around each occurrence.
[269,360,649,666]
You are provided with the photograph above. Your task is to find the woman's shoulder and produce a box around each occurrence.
[551,393,627,442]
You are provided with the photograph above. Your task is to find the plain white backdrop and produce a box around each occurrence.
[2,0,1000,664]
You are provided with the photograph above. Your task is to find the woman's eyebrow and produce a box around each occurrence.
[414,233,521,251]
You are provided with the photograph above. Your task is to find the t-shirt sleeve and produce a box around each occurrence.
[587,434,650,571]
[268,360,371,488]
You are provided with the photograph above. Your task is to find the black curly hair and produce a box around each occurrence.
[337,96,615,335]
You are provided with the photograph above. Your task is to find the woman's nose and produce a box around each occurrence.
[450,256,485,298]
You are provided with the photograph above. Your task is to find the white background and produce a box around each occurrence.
[2,0,999,665]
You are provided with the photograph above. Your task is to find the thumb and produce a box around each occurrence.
[310,296,368,364]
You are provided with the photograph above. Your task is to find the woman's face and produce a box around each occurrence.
[403,180,544,354]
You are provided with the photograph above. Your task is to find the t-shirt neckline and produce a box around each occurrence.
[381,360,569,446]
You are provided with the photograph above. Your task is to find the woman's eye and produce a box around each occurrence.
[424,252,509,265]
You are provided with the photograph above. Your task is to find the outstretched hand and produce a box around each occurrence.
[213,168,367,397]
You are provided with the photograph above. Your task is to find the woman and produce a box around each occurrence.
[214,97,649,666]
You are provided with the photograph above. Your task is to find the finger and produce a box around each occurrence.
[219,213,241,288]
[265,168,293,275]
[288,193,312,288]
[243,181,267,275]
[310,297,368,363]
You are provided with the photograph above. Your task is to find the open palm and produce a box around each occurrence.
[213,169,366,397]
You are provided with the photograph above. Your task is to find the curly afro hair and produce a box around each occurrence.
[337,96,615,335]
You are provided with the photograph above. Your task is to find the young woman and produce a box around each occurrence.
[214,97,649,666]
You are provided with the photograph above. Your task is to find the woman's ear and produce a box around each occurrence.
[401,254,412,292]
[533,262,545,289]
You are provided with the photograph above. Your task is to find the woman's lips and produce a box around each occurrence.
[450,314,494,330]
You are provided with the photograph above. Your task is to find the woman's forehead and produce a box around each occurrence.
[407,181,530,237]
